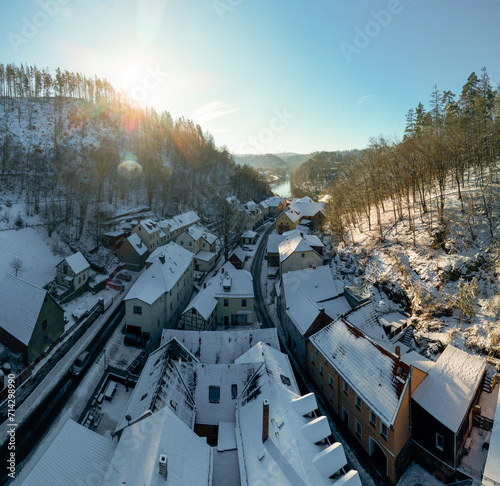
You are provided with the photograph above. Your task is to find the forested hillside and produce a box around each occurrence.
[0,63,271,245]
[234,152,309,177]
[323,67,500,358]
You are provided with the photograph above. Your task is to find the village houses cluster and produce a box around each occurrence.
[2,192,500,486]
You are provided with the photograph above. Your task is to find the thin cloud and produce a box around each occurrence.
[356,94,374,105]
[191,101,239,124]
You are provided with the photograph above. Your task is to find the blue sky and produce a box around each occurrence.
[1,0,499,154]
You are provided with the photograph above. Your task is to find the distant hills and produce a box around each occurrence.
[234,153,311,176]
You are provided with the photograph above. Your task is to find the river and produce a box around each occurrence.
[269,177,292,198]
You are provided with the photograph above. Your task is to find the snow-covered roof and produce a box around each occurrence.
[263,196,284,208]
[282,230,323,249]
[279,233,315,262]
[195,250,216,262]
[126,232,148,256]
[266,234,286,253]
[186,224,217,245]
[482,389,500,485]
[245,201,259,212]
[213,262,253,298]
[179,361,257,425]
[283,209,302,223]
[401,350,435,374]
[160,211,200,233]
[295,224,310,234]
[412,345,486,432]
[0,274,48,346]
[235,342,361,486]
[23,419,115,486]
[229,246,246,263]
[115,340,197,433]
[343,301,389,343]
[161,328,280,363]
[138,218,162,235]
[127,242,193,304]
[182,283,218,320]
[282,265,344,303]
[310,318,410,427]
[289,199,325,218]
[104,407,211,486]
[286,289,327,336]
[60,251,90,275]
[242,230,257,239]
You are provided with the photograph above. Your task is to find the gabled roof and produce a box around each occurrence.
[115,340,197,433]
[229,246,246,263]
[182,283,218,320]
[266,234,286,254]
[126,243,193,304]
[310,318,410,427]
[162,329,280,364]
[23,419,115,486]
[278,233,315,263]
[185,224,217,245]
[235,342,361,486]
[213,262,253,298]
[160,211,200,233]
[104,407,211,486]
[242,230,257,239]
[194,250,216,262]
[289,199,325,218]
[138,218,161,235]
[263,196,285,208]
[412,345,486,432]
[342,301,389,343]
[283,209,302,223]
[286,289,326,336]
[59,251,90,275]
[282,265,344,302]
[0,274,49,346]
[125,233,148,256]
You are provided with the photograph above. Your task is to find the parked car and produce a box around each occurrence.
[70,351,91,377]
[117,272,132,282]
[242,246,253,251]
[124,333,146,348]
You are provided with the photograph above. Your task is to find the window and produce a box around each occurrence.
[209,386,220,403]
[42,320,48,331]
[381,423,388,440]
[328,375,334,389]
[231,384,238,399]
[133,306,142,315]
[224,298,229,307]
[242,299,247,307]
[301,253,305,258]
[343,381,349,396]
[78,276,81,284]
[43,335,49,344]
[319,364,324,376]
[192,308,196,314]
[280,375,291,386]
[342,407,349,425]
[355,419,362,438]
[356,396,362,411]
[370,411,377,427]
[311,354,315,364]
[328,394,333,403]
[436,433,444,451]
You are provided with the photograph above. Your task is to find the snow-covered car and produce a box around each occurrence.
[124,333,146,348]
[70,351,91,377]
[117,272,132,282]
[242,246,253,252]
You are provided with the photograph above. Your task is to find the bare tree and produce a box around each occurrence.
[10,257,23,277]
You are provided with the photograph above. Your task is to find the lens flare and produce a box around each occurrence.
[118,158,143,177]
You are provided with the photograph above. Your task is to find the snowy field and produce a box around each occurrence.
[0,227,61,287]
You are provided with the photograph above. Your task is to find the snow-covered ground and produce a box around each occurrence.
[396,462,444,486]
[0,226,63,287]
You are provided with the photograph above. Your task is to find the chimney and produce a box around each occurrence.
[138,240,142,248]
[262,399,270,443]
[203,283,206,289]
[312,265,316,270]
[221,267,224,274]
[159,254,165,265]
[395,346,400,359]
[158,454,168,480]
